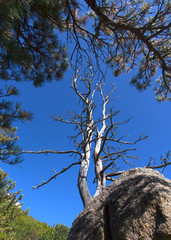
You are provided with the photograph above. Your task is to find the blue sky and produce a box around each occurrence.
[2,65,171,228]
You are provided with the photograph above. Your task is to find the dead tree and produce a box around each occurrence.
[9,64,170,208]
[17,65,156,208]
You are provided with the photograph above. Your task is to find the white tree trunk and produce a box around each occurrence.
[93,90,108,197]
[94,158,106,197]
[78,98,94,207]
[78,157,92,207]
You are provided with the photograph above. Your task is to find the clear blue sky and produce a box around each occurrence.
[2,64,171,228]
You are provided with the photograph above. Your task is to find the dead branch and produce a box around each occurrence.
[33,161,80,190]
[105,161,171,180]
[104,134,149,145]
[146,161,171,170]
[101,148,137,160]
[4,149,82,157]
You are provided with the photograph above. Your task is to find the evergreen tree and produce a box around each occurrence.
[10,214,52,240]
[0,168,69,240]
[62,0,171,100]
[39,223,70,240]
[0,168,28,237]
[0,0,170,98]
[0,0,68,86]
[0,86,32,164]
[52,224,70,240]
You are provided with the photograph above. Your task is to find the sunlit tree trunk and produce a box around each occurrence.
[78,155,92,207]
[78,106,94,207]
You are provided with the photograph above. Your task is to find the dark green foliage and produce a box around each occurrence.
[0,86,33,164]
[0,0,69,86]
[90,0,170,100]
[60,0,170,100]
[1,0,170,98]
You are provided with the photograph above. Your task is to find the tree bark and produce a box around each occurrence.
[94,158,106,197]
[78,157,92,208]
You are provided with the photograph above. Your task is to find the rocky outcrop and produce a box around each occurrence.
[68,168,171,240]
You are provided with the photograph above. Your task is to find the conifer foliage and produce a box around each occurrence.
[0,168,28,235]
[0,0,170,211]
[0,0,68,86]
[64,0,171,100]
[0,0,170,98]
[0,169,69,240]
[0,86,32,164]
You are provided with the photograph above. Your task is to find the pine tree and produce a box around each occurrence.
[52,224,70,240]
[0,168,28,235]
[0,0,69,86]
[66,0,171,100]
[28,0,169,100]
[0,86,32,164]
[1,0,170,99]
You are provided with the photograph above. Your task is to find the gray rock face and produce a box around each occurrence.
[68,168,171,240]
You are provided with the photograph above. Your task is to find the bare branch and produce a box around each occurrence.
[33,162,80,190]
[4,149,82,158]
[106,177,115,182]
[101,148,137,160]
[105,162,171,179]
[52,115,77,125]
[146,161,171,170]
[104,134,148,145]
[63,0,171,99]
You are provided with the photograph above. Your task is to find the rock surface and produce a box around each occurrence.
[67,168,171,240]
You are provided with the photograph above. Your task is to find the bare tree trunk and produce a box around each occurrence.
[78,110,93,207]
[72,69,95,207]
[78,156,92,208]
[94,157,106,197]
[93,87,108,197]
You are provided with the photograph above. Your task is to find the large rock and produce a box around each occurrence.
[68,168,171,240]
